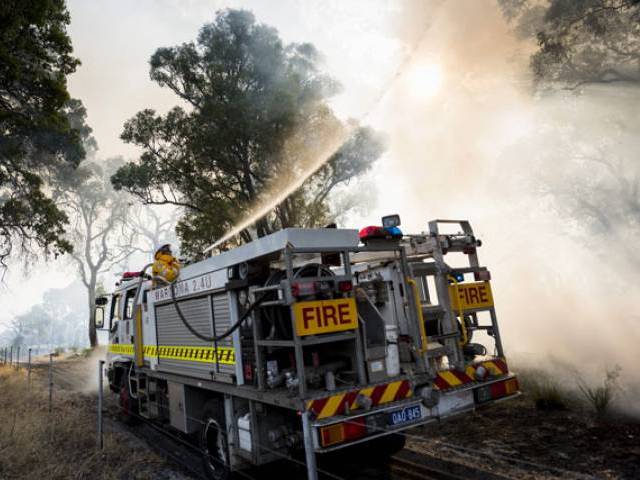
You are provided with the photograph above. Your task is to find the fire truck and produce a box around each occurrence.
[97,216,519,479]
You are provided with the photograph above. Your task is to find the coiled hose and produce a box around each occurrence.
[132,262,265,342]
[168,277,266,342]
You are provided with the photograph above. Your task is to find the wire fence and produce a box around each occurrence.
[0,351,594,480]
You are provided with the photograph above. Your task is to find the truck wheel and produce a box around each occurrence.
[119,375,138,424]
[200,401,230,480]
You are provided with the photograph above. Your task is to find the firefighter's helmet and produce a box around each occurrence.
[156,243,172,255]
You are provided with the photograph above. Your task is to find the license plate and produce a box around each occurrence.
[388,405,422,426]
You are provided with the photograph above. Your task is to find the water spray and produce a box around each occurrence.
[203,15,439,254]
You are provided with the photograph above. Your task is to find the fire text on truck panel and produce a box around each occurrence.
[293,298,358,336]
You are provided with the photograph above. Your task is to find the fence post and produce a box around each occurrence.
[302,410,319,480]
[97,360,105,449]
[28,348,32,387]
[48,353,53,413]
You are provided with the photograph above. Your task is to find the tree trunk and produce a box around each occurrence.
[87,271,98,348]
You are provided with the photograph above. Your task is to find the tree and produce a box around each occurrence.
[125,204,180,259]
[500,0,640,89]
[59,157,134,347]
[0,0,84,271]
[112,9,384,256]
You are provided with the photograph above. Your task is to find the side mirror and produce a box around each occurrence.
[95,306,105,329]
[382,214,401,228]
[96,296,109,306]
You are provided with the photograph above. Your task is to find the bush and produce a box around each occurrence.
[577,366,621,417]
[518,367,567,411]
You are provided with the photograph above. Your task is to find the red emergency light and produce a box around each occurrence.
[358,226,386,241]
[122,271,142,279]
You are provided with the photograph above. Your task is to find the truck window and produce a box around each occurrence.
[110,294,121,321]
[124,289,137,319]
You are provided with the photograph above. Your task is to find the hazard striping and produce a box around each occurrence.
[433,358,509,390]
[306,379,413,420]
[108,343,235,365]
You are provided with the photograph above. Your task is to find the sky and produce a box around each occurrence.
[0,0,409,330]
[3,1,640,410]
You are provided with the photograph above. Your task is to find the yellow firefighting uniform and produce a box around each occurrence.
[152,251,180,284]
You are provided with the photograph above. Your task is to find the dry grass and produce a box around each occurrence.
[516,366,569,411]
[0,364,170,480]
[577,366,621,418]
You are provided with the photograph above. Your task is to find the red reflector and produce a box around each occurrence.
[320,423,344,447]
[359,226,386,240]
[338,281,353,292]
[122,271,142,279]
[490,380,506,399]
[343,417,367,441]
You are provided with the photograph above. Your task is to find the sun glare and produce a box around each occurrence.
[407,63,443,100]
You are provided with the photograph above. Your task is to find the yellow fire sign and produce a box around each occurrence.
[449,281,494,312]
[293,298,358,336]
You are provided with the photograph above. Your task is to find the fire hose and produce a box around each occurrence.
[168,278,266,342]
[131,263,265,343]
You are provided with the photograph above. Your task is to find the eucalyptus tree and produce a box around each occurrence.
[112,9,383,256]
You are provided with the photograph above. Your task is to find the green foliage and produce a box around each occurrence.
[0,0,83,269]
[112,9,384,255]
[577,366,621,417]
[500,0,640,89]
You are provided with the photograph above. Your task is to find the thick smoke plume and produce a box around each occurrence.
[371,0,640,414]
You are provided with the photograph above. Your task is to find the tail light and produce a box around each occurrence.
[475,377,519,404]
[343,417,367,440]
[319,417,368,447]
[291,281,317,297]
[320,423,344,447]
[337,280,353,292]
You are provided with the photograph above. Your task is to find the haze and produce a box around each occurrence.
[2,0,639,413]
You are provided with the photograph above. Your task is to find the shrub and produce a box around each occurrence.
[577,366,621,417]
[517,367,567,411]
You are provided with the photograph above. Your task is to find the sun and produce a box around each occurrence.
[406,62,443,100]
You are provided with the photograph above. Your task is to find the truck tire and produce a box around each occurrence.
[200,400,230,480]
[119,374,138,425]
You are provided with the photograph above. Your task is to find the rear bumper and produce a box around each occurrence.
[311,373,519,452]
[312,397,431,452]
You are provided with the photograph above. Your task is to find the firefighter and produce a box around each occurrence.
[152,244,180,285]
